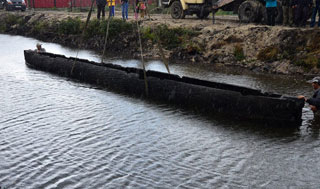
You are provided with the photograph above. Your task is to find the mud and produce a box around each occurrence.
[1,10,320,75]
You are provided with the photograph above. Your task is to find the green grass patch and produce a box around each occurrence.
[257,46,279,62]
[294,55,320,70]
[32,20,49,34]
[215,10,235,16]
[142,24,199,50]
[0,14,26,32]
[84,18,134,38]
[58,17,82,35]
[233,44,245,61]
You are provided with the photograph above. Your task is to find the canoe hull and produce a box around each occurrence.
[24,50,305,127]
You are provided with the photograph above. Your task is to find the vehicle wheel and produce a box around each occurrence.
[171,1,185,19]
[196,11,210,19]
[238,0,260,23]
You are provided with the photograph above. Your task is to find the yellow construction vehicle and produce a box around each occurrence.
[162,0,284,23]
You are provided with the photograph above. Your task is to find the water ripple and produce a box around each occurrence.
[1,34,320,189]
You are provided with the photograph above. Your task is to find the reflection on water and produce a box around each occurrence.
[1,34,320,188]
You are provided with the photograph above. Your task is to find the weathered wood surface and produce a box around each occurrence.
[24,50,305,127]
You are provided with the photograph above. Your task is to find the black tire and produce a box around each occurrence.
[171,1,185,19]
[238,0,260,23]
[196,11,210,19]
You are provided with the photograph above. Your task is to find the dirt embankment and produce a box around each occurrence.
[1,10,320,75]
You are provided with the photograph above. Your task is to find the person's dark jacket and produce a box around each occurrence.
[307,89,320,109]
[97,0,107,6]
[307,98,320,109]
[292,0,312,6]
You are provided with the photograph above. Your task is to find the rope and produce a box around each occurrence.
[134,2,149,97]
[154,3,171,74]
[144,2,171,74]
[71,0,95,75]
[101,16,112,63]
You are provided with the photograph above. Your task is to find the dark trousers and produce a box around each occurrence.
[267,7,276,26]
[282,6,294,25]
[310,3,320,27]
[97,5,105,19]
[295,5,309,26]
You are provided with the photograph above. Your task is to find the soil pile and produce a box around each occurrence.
[0,10,319,75]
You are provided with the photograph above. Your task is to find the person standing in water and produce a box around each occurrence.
[298,77,320,113]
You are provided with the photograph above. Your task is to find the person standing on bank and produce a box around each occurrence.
[265,0,277,26]
[282,0,294,26]
[138,0,146,18]
[108,0,115,17]
[298,77,320,113]
[293,0,313,27]
[96,0,107,19]
[310,0,320,27]
[121,0,129,20]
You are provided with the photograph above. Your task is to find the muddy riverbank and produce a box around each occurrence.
[0,10,319,75]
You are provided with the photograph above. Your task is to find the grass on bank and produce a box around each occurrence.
[0,14,201,52]
[142,24,202,53]
[257,44,320,70]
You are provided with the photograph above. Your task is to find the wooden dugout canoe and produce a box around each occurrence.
[24,50,305,127]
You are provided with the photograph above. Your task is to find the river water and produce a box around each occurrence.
[0,34,320,188]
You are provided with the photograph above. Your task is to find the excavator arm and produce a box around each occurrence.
[213,0,235,9]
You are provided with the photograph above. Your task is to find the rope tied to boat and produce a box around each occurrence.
[132,0,149,97]
[70,0,96,75]
[70,0,171,97]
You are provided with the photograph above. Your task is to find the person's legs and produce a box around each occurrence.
[271,7,276,26]
[283,6,289,25]
[267,7,272,25]
[97,5,102,19]
[122,4,125,19]
[289,7,294,26]
[125,2,128,19]
[316,3,320,27]
[301,6,308,27]
[295,5,302,26]
[102,5,105,18]
[311,7,317,27]
[112,6,115,16]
